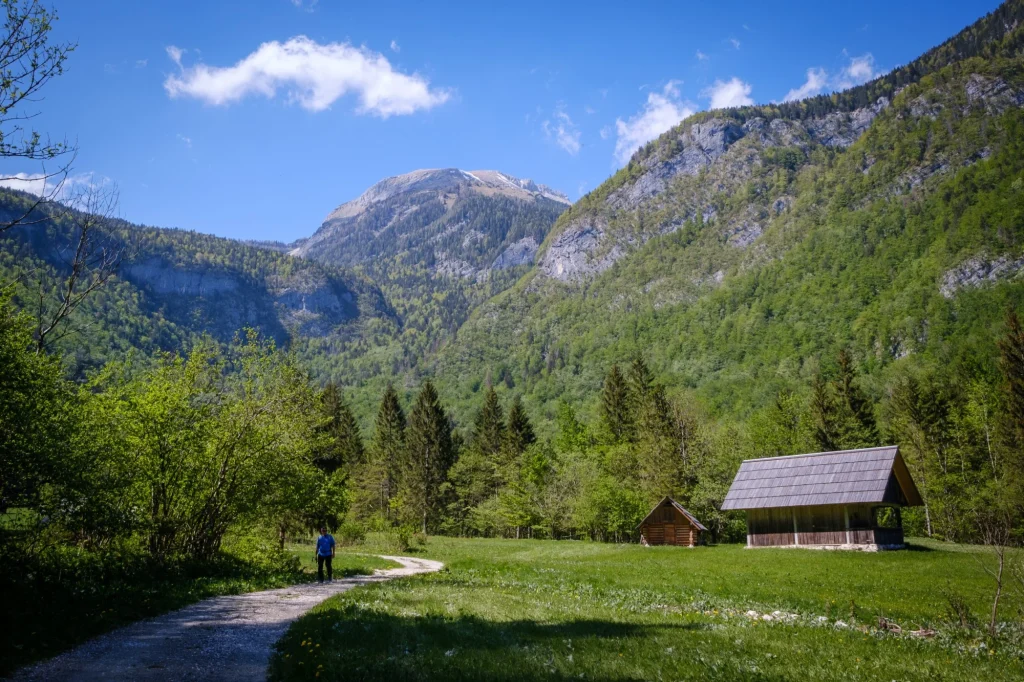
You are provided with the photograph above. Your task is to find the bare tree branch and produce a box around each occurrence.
[0,0,77,235]
[34,182,126,354]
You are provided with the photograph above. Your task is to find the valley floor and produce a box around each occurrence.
[270,537,1024,681]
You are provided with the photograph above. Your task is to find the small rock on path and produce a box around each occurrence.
[9,555,443,681]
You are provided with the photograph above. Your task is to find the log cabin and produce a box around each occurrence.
[720,446,923,550]
[637,497,707,547]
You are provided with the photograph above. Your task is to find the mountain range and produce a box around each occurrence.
[3,0,1024,430]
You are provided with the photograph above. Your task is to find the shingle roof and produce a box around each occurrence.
[720,446,923,510]
[636,496,708,531]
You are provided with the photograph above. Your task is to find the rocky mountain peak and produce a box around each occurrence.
[324,168,568,223]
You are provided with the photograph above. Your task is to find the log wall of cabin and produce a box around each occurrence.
[640,505,700,546]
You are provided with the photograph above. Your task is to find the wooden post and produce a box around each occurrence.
[792,510,799,546]
[844,506,851,545]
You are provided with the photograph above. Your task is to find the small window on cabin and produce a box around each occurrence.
[661,506,674,522]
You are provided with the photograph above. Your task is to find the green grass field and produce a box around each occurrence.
[270,537,1024,681]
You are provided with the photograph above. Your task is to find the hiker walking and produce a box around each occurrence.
[315,526,335,583]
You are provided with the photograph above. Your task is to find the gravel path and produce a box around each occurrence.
[8,555,443,682]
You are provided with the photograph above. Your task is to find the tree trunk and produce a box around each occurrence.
[989,549,1005,639]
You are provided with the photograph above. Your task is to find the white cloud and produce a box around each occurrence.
[290,0,318,11]
[166,45,184,69]
[390,40,400,53]
[781,54,883,103]
[542,105,581,155]
[135,59,148,69]
[177,133,193,148]
[729,38,741,50]
[163,36,450,117]
[835,53,880,89]
[0,172,48,196]
[703,77,754,109]
[613,80,695,165]
[584,105,595,114]
[695,50,709,61]
[0,172,107,203]
[783,67,828,102]
[599,125,611,140]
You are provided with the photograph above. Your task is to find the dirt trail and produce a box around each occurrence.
[9,555,443,682]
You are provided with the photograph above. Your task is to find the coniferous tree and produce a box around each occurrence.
[600,364,632,443]
[997,309,1024,498]
[635,384,680,496]
[403,380,455,533]
[473,384,505,460]
[834,349,879,448]
[315,382,364,475]
[627,354,656,436]
[810,375,842,452]
[504,394,536,460]
[352,384,405,522]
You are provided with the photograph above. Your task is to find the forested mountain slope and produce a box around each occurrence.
[0,192,395,375]
[436,1,1024,424]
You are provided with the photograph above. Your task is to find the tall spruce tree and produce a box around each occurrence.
[810,374,842,452]
[315,382,364,475]
[352,383,405,522]
[635,383,680,496]
[834,349,879,448]
[473,384,505,460]
[504,395,536,459]
[627,354,656,435]
[403,380,456,533]
[997,309,1024,498]
[600,364,632,443]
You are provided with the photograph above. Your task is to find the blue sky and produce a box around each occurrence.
[0,0,1002,241]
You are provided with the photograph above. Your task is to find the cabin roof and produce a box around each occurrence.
[720,446,924,510]
[636,496,708,531]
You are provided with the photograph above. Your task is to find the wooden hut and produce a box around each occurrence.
[721,446,923,550]
[637,497,707,547]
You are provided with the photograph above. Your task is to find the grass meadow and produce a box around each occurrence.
[270,537,1024,681]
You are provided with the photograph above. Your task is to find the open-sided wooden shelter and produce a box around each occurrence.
[637,497,707,547]
[721,446,923,550]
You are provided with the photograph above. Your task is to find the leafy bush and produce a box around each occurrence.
[336,522,366,547]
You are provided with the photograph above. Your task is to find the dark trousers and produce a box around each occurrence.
[317,554,333,582]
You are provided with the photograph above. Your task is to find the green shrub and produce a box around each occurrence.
[336,522,366,546]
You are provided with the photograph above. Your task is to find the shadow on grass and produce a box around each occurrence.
[0,547,308,677]
[270,609,788,682]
